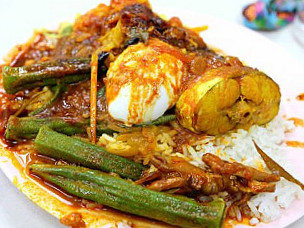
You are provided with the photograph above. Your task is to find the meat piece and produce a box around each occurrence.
[138,154,279,195]
[148,175,188,193]
[53,3,207,59]
[138,156,226,194]
[119,4,206,51]
[202,153,280,182]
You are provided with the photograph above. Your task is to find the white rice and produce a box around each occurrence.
[249,217,260,226]
[184,116,294,170]
[182,115,304,223]
[101,221,132,228]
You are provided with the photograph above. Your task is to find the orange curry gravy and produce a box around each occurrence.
[286,141,304,148]
[296,93,304,101]
[286,118,304,148]
[288,117,304,127]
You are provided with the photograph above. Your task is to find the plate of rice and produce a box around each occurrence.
[0,0,304,228]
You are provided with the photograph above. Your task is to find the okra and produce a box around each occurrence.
[30,164,226,228]
[135,114,176,127]
[5,116,86,140]
[5,114,175,140]
[2,58,91,94]
[34,126,145,180]
[5,116,116,140]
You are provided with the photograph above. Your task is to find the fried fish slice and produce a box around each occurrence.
[176,66,281,135]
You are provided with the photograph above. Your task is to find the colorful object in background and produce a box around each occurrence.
[243,0,299,30]
[292,0,304,45]
[298,0,304,22]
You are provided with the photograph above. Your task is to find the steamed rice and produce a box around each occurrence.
[101,221,132,228]
[99,115,304,225]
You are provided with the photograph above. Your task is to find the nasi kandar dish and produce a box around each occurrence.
[0,0,303,227]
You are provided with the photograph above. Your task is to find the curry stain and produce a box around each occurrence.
[296,93,304,101]
[60,212,86,228]
[223,217,252,228]
[288,117,304,127]
[286,141,304,148]
[190,25,209,34]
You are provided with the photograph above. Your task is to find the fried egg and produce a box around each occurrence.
[106,38,186,124]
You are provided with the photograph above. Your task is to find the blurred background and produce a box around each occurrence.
[0,0,303,227]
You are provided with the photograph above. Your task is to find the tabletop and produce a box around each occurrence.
[0,0,303,227]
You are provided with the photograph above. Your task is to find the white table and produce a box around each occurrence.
[0,0,303,227]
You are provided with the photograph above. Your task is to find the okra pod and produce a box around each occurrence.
[5,116,87,140]
[135,114,176,127]
[34,126,145,180]
[2,58,91,94]
[30,164,226,228]
[5,114,175,140]
[5,116,116,140]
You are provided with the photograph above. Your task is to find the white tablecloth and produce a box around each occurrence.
[0,0,303,227]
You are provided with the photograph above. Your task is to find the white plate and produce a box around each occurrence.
[1,1,304,227]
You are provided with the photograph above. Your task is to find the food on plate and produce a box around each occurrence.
[176,66,281,135]
[0,0,303,227]
[35,126,146,180]
[2,58,91,94]
[137,154,279,194]
[30,164,226,228]
[106,38,186,124]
